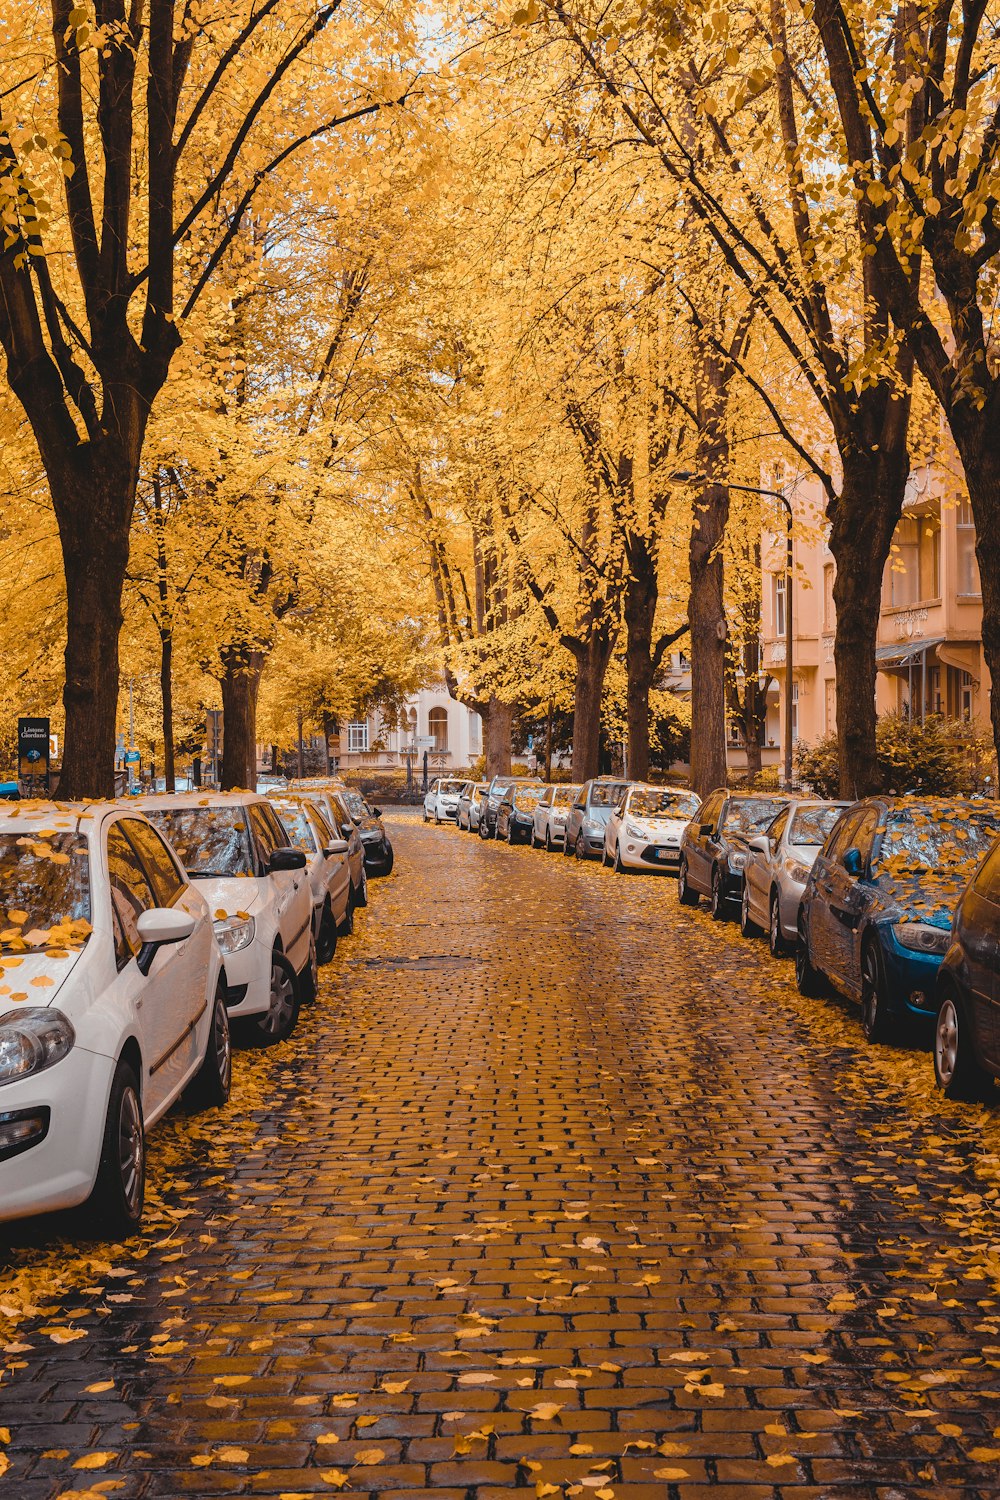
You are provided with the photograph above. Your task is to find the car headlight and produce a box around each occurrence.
[893,921,950,955]
[728,852,748,871]
[0,1008,75,1086]
[625,823,646,839]
[213,915,256,955]
[787,861,812,884]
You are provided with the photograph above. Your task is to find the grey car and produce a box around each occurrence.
[740,799,850,955]
[457,781,483,831]
[563,778,632,860]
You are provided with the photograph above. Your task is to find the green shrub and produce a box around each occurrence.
[796,714,996,798]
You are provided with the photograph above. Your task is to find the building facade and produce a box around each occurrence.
[332,683,486,776]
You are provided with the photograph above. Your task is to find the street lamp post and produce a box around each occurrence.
[671,473,795,789]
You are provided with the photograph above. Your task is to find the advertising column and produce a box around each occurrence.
[18,717,50,794]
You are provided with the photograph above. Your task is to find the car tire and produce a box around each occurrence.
[860,938,895,1044]
[479,818,490,840]
[252,951,300,1045]
[677,857,699,906]
[434,812,441,825]
[423,810,429,823]
[740,884,761,938]
[545,829,553,852]
[934,986,992,1100]
[575,834,587,861]
[710,867,729,921]
[768,892,787,956]
[507,822,516,844]
[795,915,824,996]
[299,930,320,1004]
[338,901,355,938]
[317,900,338,965]
[613,845,627,874]
[87,1059,145,1238]
[380,844,394,875]
[353,867,368,909]
[188,982,232,1110]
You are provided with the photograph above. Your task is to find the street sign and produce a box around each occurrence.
[18,717,50,790]
[124,749,141,765]
[414,735,435,749]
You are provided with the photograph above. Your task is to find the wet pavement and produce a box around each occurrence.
[2,810,1000,1498]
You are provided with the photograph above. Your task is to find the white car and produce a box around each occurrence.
[0,800,230,1232]
[603,785,701,872]
[270,796,352,958]
[531,784,582,850]
[424,778,465,823]
[140,792,315,1044]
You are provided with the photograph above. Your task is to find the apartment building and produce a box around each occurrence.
[761,471,990,756]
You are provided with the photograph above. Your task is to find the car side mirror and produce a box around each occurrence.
[136,906,196,976]
[370,806,382,817]
[325,839,350,857]
[573,802,584,811]
[269,846,307,873]
[748,835,770,855]
[843,847,864,877]
[340,822,354,838]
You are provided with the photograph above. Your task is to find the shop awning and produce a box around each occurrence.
[875,638,944,671]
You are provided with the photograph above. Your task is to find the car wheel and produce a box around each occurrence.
[677,857,699,906]
[860,938,895,1043]
[613,844,626,874]
[575,834,587,860]
[795,914,824,996]
[338,901,355,938]
[710,867,729,921]
[188,982,232,1109]
[317,900,338,965]
[478,818,490,840]
[740,883,761,938]
[768,892,787,956]
[87,1058,145,1238]
[934,986,991,1100]
[423,809,429,823]
[507,822,516,844]
[545,829,553,852]
[434,812,441,825]
[380,844,394,875]
[299,930,320,1003]
[353,867,369,909]
[253,951,300,1045]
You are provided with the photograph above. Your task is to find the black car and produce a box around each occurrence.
[339,787,394,876]
[496,784,546,845]
[678,789,790,919]
[933,834,1000,1099]
[479,775,543,839]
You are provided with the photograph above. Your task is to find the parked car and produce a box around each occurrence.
[424,777,465,824]
[933,835,1000,1098]
[531,784,582,850]
[141,792,315,1045]
[286,784,368,911]
[678,790,790,917]
[270,796,352,959]
[458,782,486,831]
[741,799,850,954]
[603,785,700,873]
[496,783,547,844]
[337,786,394,876]
[796,796,1000,1042]
[479,776,544,839]
[563,778,632,860]
[0,801,230,1232]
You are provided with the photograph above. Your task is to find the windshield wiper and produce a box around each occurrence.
[189,869,243,879]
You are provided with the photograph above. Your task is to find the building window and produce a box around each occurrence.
[823,564,835,631]
[961,671,974,723]
[889,512,940,605]
[772,573,787,638]
[956,501,981,595]
[428,706,449,752]
[347,721,369,753]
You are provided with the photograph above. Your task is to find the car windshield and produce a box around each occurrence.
[146,807,254,878]
[272,805,317,854]
[790,805,845,846]
[0,832,91,949]
[341,789,366,818]
[724,798,787,834]
[590,782,629,808]
[876,805,1000,876]
[513,788,544,810]
[629,789,699,819]
[440,781,464,794]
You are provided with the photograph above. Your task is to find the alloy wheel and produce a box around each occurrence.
[769,895,783,955]
[264,956,296,1038]
[117,1086,145,1219]
[935,997,959,1087]
[214,995,232,1096]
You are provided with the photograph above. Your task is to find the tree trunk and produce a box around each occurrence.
[829,443,909,799]
[160,628,175,793]
[624,540,658,783]
[485,697,512,777]
[570,631,617,782]
[55,511,130,800]
[220,646,265,791]
[688,479,729,798]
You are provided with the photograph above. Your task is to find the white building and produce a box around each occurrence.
[334,682,485,775]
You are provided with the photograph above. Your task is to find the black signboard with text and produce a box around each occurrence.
[18,717,50,790]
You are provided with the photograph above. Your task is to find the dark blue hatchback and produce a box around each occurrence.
[796,797,1000,1043]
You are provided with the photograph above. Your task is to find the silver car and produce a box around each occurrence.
[532,784,582,849]
[741,799,850,955]
[271,797,352,959]
[457,781,483,830]
[563,778,632,860]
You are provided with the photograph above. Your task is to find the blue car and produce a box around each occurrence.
[796,796,1000,1042]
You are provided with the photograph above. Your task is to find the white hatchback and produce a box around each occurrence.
[140,792,315,1044]
[532,785,582,849]
[0,801,229,1232]
[604,785,701,872]
[423,778,465,823]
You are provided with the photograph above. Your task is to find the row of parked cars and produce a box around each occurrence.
[0,778,393,1235]
[427,774,1000,1102]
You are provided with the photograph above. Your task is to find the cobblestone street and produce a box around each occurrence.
[3,811,1000,1498]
